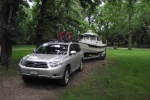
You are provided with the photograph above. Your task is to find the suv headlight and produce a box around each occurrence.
[49,61,63,67]
[20,59,26,65]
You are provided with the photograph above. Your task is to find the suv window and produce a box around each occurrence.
[70,44,81,52]
[36,44,68,55]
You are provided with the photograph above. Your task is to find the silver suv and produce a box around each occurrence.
[19,42,84,86]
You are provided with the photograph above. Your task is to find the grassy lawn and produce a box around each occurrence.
[60,48,150,100]
[0,45,36,76]
[0,46,150,99]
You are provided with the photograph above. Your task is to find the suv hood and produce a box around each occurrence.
[24,53,67,62]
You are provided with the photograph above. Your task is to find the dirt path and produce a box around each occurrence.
[0,59,106,100]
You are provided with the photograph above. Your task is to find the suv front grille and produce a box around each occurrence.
[25,61,48,68]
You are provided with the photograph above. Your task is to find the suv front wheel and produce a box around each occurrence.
[22,76,31,83]
[60,68,70,86]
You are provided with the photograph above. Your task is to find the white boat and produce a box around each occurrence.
[79,30,106,53]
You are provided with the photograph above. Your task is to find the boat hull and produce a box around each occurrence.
[79,42,106,53]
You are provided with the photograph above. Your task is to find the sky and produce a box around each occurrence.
[27,0,33,7]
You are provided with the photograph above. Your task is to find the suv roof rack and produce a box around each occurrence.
[49,39,78,43]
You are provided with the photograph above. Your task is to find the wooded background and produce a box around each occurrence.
[0,0,150,66]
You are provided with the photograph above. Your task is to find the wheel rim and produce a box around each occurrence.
[65,70,69,83]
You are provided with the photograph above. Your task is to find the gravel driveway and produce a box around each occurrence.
[0,59,105,100]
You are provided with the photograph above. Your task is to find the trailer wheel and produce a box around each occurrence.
[102,53,106,60]
[99,52,106,60]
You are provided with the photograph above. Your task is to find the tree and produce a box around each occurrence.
[0,0,28,67]
[0,0,2,44]
[32,0,93,48]
[1,0,13,67]
[35,0,48,48]
[102,0,150,49]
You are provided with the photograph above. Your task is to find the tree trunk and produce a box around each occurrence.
[36,0,47,48]
[105,22,109,46]
[1,1,12,67]
[88,15,91,25]
[127,0,133,50]
[128,33,132,50]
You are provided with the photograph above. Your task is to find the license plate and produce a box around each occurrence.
[30,71,38,75]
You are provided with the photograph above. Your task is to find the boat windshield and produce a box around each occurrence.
[79,35,84,40]
[35,44,68,55]
[97,36,101,41]
[85,35,90,40]
[90,35,96,40]
[80,35,96,40]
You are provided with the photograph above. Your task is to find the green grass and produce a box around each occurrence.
[12,45,35,50]
[0,45,36,76]
[60,48,150,100]
[0,46,150,99]
[12,45,35,62]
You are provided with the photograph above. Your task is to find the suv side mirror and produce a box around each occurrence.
[70,51,76,55]
[33,49,36,53]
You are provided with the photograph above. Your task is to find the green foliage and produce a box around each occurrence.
[1,0,150,47]
[0,0,30,45]
[102,0,150,47]
[26,0,93,43]
[12,5,30,44]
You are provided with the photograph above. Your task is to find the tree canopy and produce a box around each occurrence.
[0,0,150,66]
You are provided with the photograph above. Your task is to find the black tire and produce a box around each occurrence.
[22,76,31,83]
[99,53,106,60]
[103,53,106,60]
[60,68,70,86]
[78,60,83,71]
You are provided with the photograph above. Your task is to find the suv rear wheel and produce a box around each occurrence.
[60,68,70,86]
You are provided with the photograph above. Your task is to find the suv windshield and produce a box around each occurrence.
[35,44,68,55]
